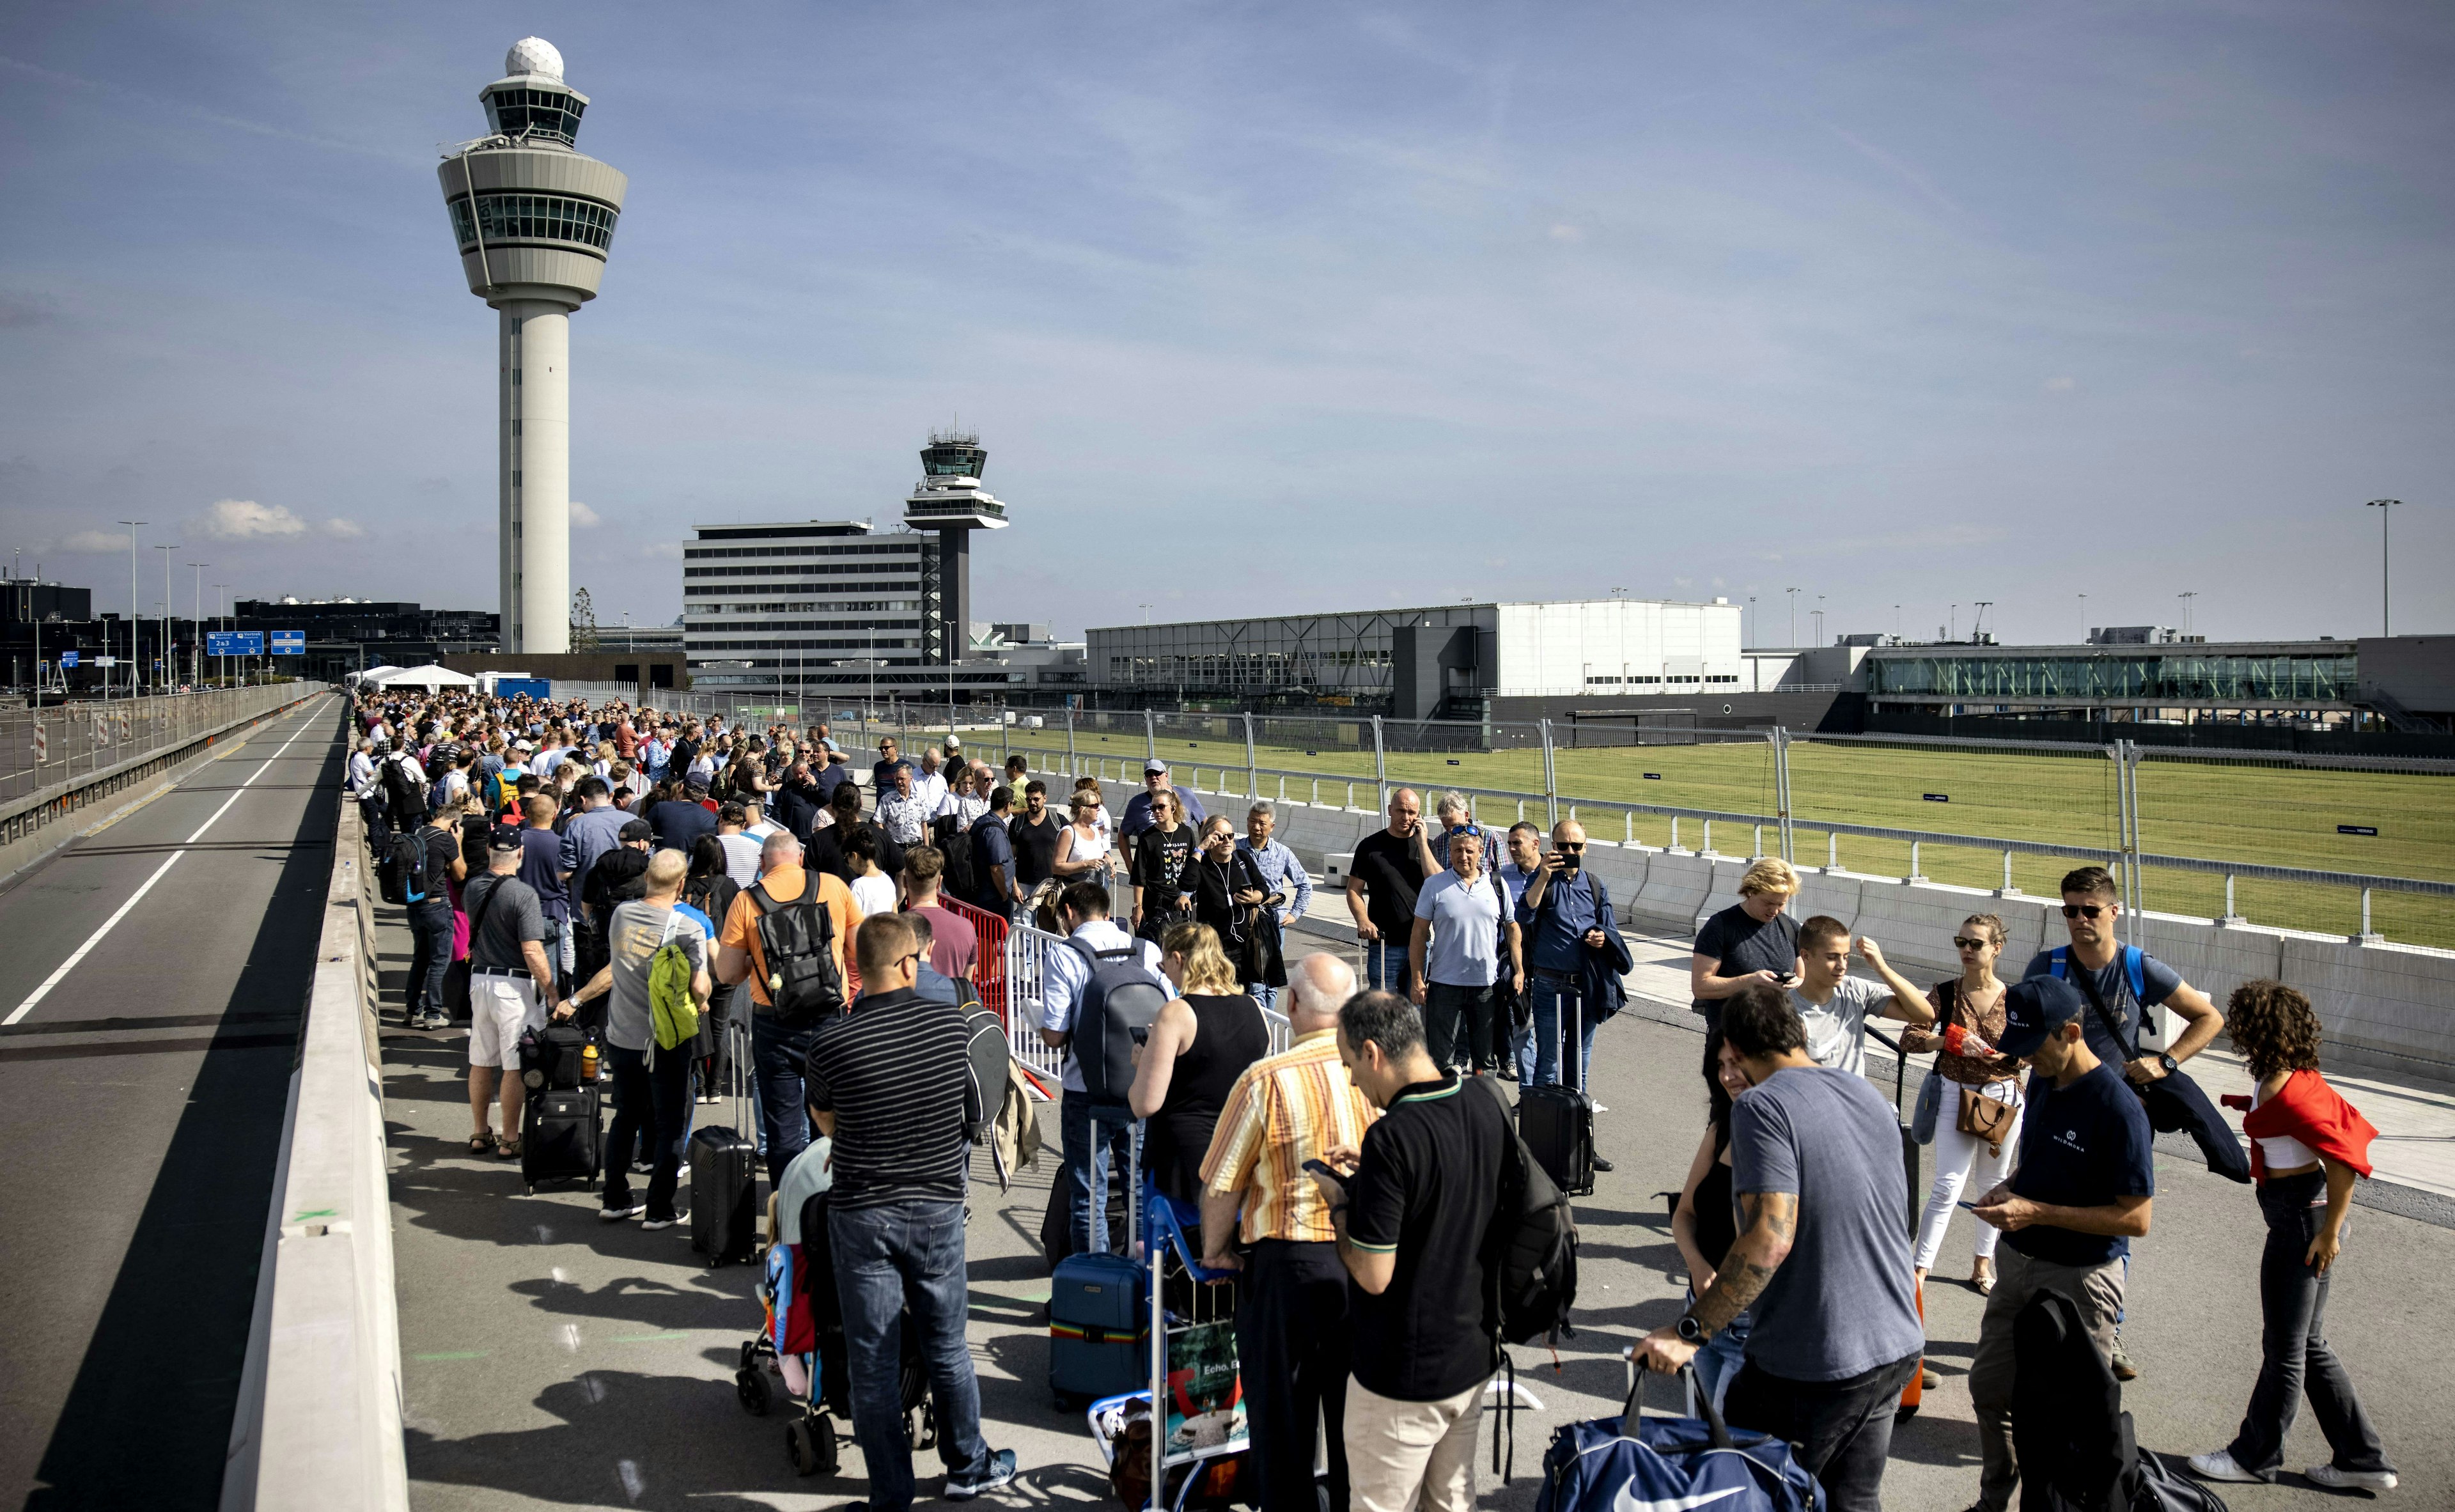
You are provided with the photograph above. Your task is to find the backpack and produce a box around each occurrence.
[960,999,1010,1146]
[382,752,425,818]
[747,878,847,1028]
[382,829,430,906]
[1474,1077,1579,1346]
[1065,939,1170,1106]
[648,914,701,1051]
[932,812,979,901]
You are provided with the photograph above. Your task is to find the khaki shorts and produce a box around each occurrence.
[469,973,543,1069]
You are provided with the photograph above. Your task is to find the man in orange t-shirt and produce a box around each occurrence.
[715,830,863,1183]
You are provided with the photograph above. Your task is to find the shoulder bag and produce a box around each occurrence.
[2067,958,2251,1183]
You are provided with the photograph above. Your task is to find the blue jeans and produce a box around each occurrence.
[1530,976,1598,1087]
[1361,940,1412,998]
[405,901,455,1022]
[1244,982,1279,1012]
[751,1011,820,1188]
[1061,1097,1137,1254]
[603,1042,691,1221]
[829,1199,994,1510]
[1686,1288,1752,1414]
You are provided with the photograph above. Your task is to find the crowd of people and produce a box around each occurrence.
[347,684,2399,1512]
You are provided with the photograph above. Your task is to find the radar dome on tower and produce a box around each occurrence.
[504,36,565,80]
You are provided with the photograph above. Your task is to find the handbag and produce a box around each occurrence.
[2066,960,2252,1183]
[1937,982,2018,1155]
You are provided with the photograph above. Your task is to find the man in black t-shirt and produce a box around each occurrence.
[1344,789,1425,999]
[1007,779,1063,896]
[1312,989,1510,1512]
[404,807,468,1030]
[807,915,1018,1507]
[1690,856,1802,1038]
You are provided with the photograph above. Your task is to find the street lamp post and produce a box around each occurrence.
[189,563,209,687]
[116,519,145,698]
[154,544,176,692]
[2365,500,2400,635]
[2177,590,2196,637]
[1785,587,1800,646]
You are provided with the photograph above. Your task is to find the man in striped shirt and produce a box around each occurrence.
[807,914,1018,1509]
[1197,953,1375,1512]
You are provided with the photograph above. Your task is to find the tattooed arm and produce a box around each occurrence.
[1630,1192,1796,1375]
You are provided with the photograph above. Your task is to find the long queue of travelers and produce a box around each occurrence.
[347,686,2397,1512]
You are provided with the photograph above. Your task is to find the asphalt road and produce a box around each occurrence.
[0,696,341,1510]
[385,916,2451,1512]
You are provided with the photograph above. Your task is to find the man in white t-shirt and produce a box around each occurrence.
[1788,915,1935,1077]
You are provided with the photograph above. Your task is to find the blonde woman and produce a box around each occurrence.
[1689,856,1800,1036]
[1052,789,1119,882]
[1128,922,1270,1209]
[1901,913,2024,1295]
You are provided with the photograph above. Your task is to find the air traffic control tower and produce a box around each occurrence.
[903,430,1010,666]
[437,38,628,655]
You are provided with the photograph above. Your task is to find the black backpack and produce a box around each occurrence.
[1474,1078,1579,1346]
[382,752,425,819]
[747,878,847,1028]
[380,829,430,906]
[1065,940,1170,1106]
[932,812,979,901]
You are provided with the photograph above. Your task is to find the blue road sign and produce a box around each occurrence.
[59,651,78,668]
[207,631,265,657]
[270,630,306,655]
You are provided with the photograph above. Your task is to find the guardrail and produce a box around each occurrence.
[221,781,409,1512]
[0,683,308,804]
[999,921,1291,1087]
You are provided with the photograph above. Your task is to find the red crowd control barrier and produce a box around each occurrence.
[943,894,1011,1020]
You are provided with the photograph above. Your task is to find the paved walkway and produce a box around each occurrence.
[384,893,2451,1510]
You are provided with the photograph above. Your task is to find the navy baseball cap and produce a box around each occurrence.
[1995,976,2087,1058]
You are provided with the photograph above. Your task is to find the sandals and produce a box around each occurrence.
[1972,1268,1997,1296]
[469,1132,498,1154]
[496,1137,523,1159]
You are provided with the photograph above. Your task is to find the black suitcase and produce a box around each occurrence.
[692,1022,760,1266]
[1518,981,1597,1196]
[523,1083,602,1193]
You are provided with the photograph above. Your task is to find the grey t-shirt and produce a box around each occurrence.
[1790,974,1896,1079]
[1728,1066,1925,1382]
[463,873,547,972]
[603,900,710,1052]
[1412,870,1504,987]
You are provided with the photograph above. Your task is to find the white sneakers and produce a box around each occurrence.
[2185,1451,2259,1483]
[2186,1452,2397,1492]
[2307,1465,2397,1492]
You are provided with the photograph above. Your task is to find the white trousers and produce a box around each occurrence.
[1344,1373,1490,1512]
[1913,1079,2022,1271]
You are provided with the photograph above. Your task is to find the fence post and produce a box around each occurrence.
[1669,816,1681,852]
[2220,874,2240,925]
[1243,712,1258,805]
[2356,888,2378,944]
[1828,832,1838,869]
[2002,850,2016,894]
[1371,716,1387,814]
[1703,818,1713,855]
[1772,727,1795,862]
[1065,707,1077,775]
[1538,718,1557,826]
[1144,708,1157,765]
[1753,823,1763,858]
[1908,839,1925,883]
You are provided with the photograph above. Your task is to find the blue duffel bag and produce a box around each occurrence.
[1533,1364,1823,1512]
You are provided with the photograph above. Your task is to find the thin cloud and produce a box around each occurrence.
[201,499,308,541]
[58,529,129,554]
[323,517,366,539]
[569,501,602,528]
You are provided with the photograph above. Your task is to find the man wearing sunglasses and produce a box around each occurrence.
[2019,864,2223,1381]
[1516,822,1632,1159]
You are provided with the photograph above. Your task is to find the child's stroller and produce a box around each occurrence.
[735,1188,936,1477]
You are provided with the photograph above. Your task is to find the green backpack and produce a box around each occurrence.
[648,917,701,1051]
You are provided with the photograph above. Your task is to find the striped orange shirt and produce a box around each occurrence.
[1199,1028,1380,1245]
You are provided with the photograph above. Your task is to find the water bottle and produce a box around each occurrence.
[581,1039,600,1082]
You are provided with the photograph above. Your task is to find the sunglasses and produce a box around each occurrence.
[1555,842,1587,852]
[2061,904,2111,919]
[1951,936,1993,951]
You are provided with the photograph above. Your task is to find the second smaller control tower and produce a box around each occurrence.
[902,430,1009,666]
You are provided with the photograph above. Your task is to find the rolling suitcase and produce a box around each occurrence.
[692,1021,760,1267]
[1868,1024,1925,1420]
[522,1082,602,1193]
[1050,1109,1148,1409]
[1518,981,1597,1196]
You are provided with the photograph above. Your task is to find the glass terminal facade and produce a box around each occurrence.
[1865,646,2357,706]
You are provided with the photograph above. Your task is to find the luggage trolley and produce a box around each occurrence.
[1086,1182,1249,1512]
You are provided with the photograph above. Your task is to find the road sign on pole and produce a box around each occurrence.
[59,651,79,669]
[207,631,263,657]
[270,630,305,655]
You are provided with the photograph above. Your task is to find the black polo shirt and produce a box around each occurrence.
[804,987,972,1208]
[1344,1074,1510,1401]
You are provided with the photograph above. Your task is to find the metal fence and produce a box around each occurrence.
[0,683,310,806]
[999,920,1292,1087]
[449,689,2455,949]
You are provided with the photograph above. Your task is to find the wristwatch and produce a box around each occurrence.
[2156,1052,2179,1076]
[1674,1313,1708,1344]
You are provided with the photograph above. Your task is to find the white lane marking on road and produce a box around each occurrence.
[3,701,328,1028]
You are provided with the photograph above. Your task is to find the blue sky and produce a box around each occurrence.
[1,1,2448,645]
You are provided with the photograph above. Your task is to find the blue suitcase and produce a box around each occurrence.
[1050,1110,1148,1408]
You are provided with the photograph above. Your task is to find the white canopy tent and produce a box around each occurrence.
[359,663,478,690]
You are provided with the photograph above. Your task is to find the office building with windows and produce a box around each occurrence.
[1090,598,1745,720]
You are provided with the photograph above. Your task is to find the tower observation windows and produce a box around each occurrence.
[482,87,586,146]
[449,192,618,253]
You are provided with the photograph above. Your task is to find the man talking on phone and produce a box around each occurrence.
[1515,822,1630,1151]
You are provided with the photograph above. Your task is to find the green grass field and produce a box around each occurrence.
[987,722,2454,949]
